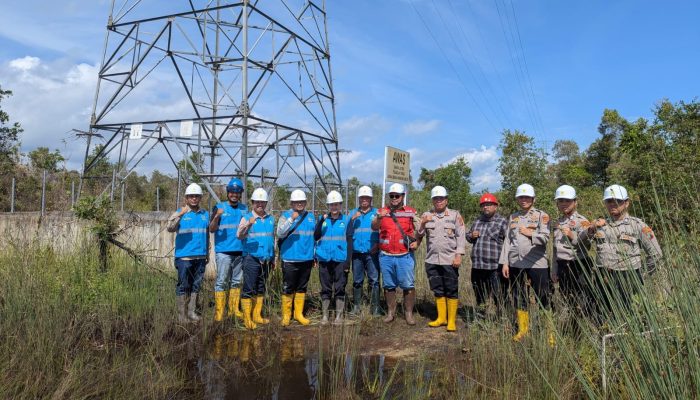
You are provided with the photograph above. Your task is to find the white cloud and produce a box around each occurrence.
[448,145,499,167]
[401,119,441,135]
[1,57,99,168]
[9,56,40,71]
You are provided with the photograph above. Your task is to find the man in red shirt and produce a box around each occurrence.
[371,183,418,325]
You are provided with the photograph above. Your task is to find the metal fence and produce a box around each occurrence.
[1,171,367,217]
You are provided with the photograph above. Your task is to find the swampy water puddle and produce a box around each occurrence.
[198,335,400,399]
[194,329,438,399]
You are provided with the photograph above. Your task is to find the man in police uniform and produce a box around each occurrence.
[552,185,590,308]
[500,184,551,342]
[415,186,466,332]
[209,178,247,322]
[167,183,210,323]
[579,184,662,319]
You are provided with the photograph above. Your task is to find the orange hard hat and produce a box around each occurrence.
[479,193,499,205]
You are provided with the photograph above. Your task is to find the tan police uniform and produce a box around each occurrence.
[553,211,591,303]
[417,208,467,265]
[578,214,663,313]
[499,208,551,309]
[553,212,590,261]
[499,208,550,269]
[579,215,662,272]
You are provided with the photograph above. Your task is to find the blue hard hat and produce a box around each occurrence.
[226,178,244,193]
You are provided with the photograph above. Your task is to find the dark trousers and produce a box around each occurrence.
[556,259,587,303]
[175,258,206,296]
[471,268,502,306]
[241,255,271,298]
[425,263,460,299]
[282,261,313,294]
[592,268,643,319]
[319,261,349,301]
[510,267,550,310]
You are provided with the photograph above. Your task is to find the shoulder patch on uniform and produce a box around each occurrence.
[581,220,591,229]
[642,226,653,234]
[541,214,550,224]
[456,214,464,225]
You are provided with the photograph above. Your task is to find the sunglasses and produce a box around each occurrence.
[389,194,403,199]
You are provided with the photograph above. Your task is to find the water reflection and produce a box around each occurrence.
[198,333,394,399]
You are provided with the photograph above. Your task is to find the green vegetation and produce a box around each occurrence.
[0,242,195,399]
[1,84,699,398]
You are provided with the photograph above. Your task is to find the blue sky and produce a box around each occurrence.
[1,0,698,191]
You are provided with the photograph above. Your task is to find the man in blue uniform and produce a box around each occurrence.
[209,178,247,322]
[167,183,210,323]
[237,188,275,330]
[315,190,354,325]
[277,189,316,326]
[349,185,380,315]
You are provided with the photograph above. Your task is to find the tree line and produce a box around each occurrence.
[1,83,697,228]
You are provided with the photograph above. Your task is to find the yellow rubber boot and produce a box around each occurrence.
[293,292,311,326]
[446,298,459,332]
[512,309,529,342]
[228,288,244,318]
[240,298,257,330]
[213,291,226,322]
[428,297,447,327]
[281,294,294,326]
[253,295,269,325]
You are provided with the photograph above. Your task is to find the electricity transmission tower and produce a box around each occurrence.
[80,0,341,204]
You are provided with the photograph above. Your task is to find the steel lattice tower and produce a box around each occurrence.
[81,0,341,203]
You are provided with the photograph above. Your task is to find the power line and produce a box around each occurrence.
[493,0,541,137]
[430,0,514,130]
[507,0,548,137]
[446,0,517,128]
[409,0,500,133]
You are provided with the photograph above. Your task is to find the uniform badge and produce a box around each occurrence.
[510,223,517,229]
[642,226,655,239]
[542,214,550,224]
[569,220,577,227]
[581,220,591,229]
[619,234,637,242]
[594,231,605,239]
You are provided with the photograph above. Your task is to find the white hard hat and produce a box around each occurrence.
[251,188,269,202]
[603,184,628,201]
[326,190,343,204]
[185,183,203,196]
[290,189,307,202]
[357,185,373,198]
[388,183,405,194]
[430,186,448,198]
[515,184,535,198]
[554,185,576,200]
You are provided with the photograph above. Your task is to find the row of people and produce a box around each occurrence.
[167,179,663,340]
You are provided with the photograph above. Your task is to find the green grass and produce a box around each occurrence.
[2,197,699,399]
